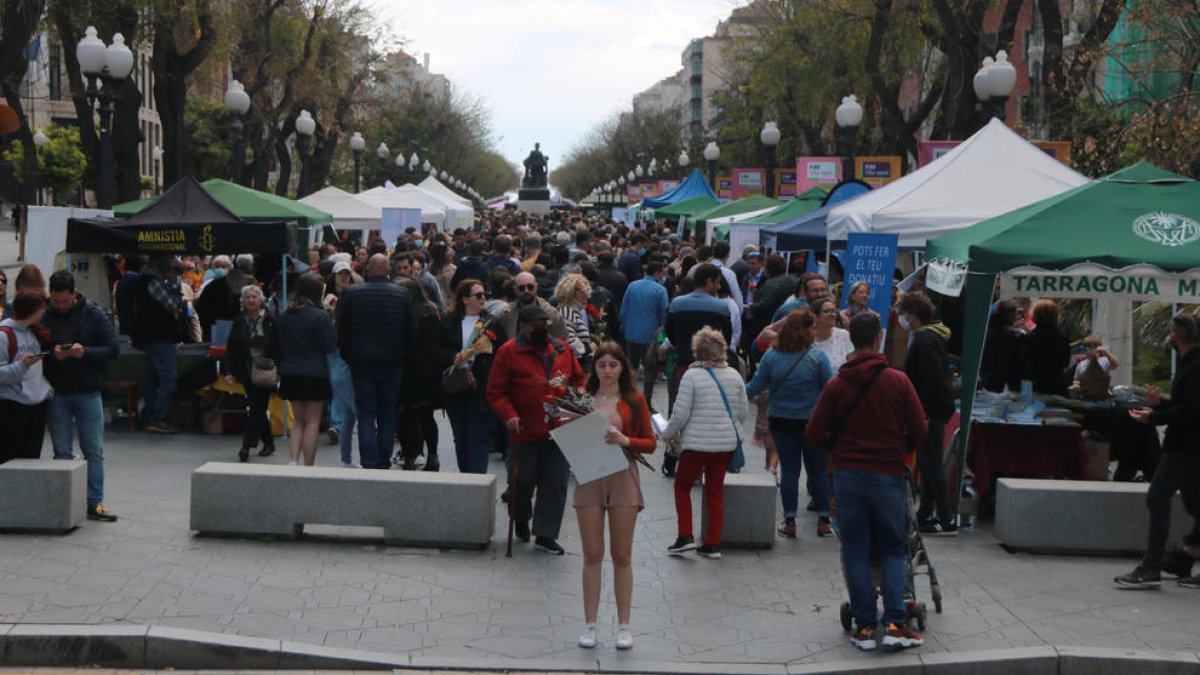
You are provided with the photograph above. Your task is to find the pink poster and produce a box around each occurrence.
[917,140,960,167]
[795,157,842,193]
[626,186,640,204]
[730,168,766,200]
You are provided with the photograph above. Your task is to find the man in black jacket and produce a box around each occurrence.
[43,271,120,521]
[131,255,187,434]
[1117,314,1200,589]
[337,254,415,470]
[898,292,956,536]
[450,239,488,291]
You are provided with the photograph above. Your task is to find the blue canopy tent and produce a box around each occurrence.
[641,168,718,210]
[759,181,874,252]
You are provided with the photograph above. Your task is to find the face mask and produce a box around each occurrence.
[530,327,549,348]
[898,314,910,330]
[210,268,229,280]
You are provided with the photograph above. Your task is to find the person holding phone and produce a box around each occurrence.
[0,290,53,464]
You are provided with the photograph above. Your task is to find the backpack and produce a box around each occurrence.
[1,325,17,364]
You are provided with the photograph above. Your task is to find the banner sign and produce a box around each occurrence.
[639,182,657,198]
[795,157,842,193]
[925,258,969,296]
[918,141,959,167]
[626,186,640,204]
[381,208,422,247]
[777,170,797,199]
[855,156,902,187]
[1001,264,1200,304]
[657,180,680,195]
[717,176,733,201]
[1032,141,1072,165]
[841,232,899,329]
[731,168,766,200]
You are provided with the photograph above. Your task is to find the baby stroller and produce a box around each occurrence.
[837,465,943,633]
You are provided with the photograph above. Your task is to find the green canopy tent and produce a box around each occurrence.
[925,162,1200,493]
[652,194,720,219]
[116,179,333,247]
[740,187,828,226]
[690,195,781,243]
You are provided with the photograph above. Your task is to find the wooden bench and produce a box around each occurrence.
[0,460,87,532]
[189,462,497,549]
[102,381,139,431]
[701,472,777,549]
[995,478,1193,554]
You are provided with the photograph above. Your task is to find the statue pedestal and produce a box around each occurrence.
[518,188,551,215]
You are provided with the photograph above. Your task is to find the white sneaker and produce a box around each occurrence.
[340,461,362,469]
[578,625,596,649]
[287,460,298,466]
[615,626,633,650]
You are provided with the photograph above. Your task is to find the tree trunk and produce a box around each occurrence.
[151,0,217,189]
[112,3,141,203]
[0,0,46,206]
[1037,0,1066,138]
[996,0,1026,53]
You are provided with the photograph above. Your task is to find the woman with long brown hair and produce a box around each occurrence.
[574,341,655,651]
[745,309,834,538]
[275,273,336,466]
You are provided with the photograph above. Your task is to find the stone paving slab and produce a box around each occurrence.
[2,391,1200,671]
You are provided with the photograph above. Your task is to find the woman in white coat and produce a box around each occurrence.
[661,327,749,559]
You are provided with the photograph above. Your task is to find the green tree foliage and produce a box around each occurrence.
[183,94,232,181]
[3,125,88,201]
[551,106,687,201]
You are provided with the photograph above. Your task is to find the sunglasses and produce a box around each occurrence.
[516,284,536,291]
[469,292,487,299]
[821,308,838,314]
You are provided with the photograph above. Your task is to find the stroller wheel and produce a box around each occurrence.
[840,602,852,632]
[934,593,943,613]
[916,603,927,631]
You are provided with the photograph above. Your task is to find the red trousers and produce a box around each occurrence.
[674,450,733,546]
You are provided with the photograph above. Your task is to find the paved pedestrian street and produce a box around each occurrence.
[2,398,1200,671]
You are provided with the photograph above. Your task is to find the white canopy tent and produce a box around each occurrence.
[418,175,472,206]
[400,184,474,229]
[299,186,382,243]
[825,118,1089,248]
[357,185,451,227]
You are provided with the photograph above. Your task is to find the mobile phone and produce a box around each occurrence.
[57,343,73,349]
[38,350,53,357]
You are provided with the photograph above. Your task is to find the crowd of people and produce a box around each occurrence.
[4,207,1199,651]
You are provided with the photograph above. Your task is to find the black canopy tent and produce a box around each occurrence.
[66,176,293,255]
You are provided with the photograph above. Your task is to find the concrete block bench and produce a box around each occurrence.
[190,462,496,549]
[995,478,1192,554]
[0,459,87,532]
[701,472,777,549]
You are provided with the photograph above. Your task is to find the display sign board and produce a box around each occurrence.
[840,232,899,332]
[855,156,902,187]
[1001,264,1200,304]
[381,207,422,248]
[657,180,680,195]
[731,168,766,200]
[918,140,960,167]
[626,186,640,204]
[717,176,733,201]
[777,170,797,199]
[1032,141,1072,165]
[795,157,842,193]
[639,182,658,198]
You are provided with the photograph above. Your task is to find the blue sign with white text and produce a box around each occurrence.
[840,232,898,330]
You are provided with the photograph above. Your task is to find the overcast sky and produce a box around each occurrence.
[373,0,735,170]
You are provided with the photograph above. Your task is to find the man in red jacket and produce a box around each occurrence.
[487,304,585,555]
[807,312,928,652]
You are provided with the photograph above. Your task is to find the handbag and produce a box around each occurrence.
[442,365,476,395]
[250,356,279,388]
[704,367,745,473]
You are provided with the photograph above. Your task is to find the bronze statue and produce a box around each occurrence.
[522,143,549,189]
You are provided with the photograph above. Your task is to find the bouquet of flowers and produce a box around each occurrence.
[586,302,608,341]
[543,373,654,472]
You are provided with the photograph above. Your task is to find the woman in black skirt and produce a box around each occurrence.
[276,273,336,466]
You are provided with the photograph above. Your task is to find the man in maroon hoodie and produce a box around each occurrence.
[488,304,585,556]
[807,312,928,652]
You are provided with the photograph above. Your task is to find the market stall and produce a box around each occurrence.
[926,162,1200,499]
[299,186,382,245]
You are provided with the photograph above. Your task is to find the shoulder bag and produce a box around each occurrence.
[250,356,279,388]
[704,367,746,473]
[823,364,887,452]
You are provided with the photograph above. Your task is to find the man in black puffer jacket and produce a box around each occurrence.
[337,253,415,470]
[43,271,120,521]
[897,292,956,536]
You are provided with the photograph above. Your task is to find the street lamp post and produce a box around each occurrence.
[409,153,420,183]
[677,150,689,179]
[703,141,720,191]
[760,121,780,198]
[395,152,407,184]
[421,158,431,183]
[973,50,1017,126]
[76,27,134,209]
[294,109,315,197]
[152,145,162,194]
[224,80,251,184]
[349,131,364,193]
[835,95,864,183]
[33,128,49,205]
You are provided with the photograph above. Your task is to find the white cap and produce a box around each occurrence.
[332,261,352,275]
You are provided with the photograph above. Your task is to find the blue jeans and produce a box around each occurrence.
[352,367,402,469]
[48,391,106,507]
[141,342,177,423]
[834,469,908,629]
[770,420,828,518]
[329,354,357,465]
[446,391,495,473]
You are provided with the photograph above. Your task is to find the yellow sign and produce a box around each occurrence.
[200,224,217,253]
[854,156,902,187]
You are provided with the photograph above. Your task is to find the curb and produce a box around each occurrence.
[3,625,1200,673]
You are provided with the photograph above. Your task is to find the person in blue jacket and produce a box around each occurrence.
[745,308,833,538]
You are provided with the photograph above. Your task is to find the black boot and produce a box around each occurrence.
[423,450,440,472]
[258,443,275,457]
[238,447,250,462]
